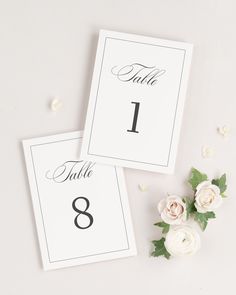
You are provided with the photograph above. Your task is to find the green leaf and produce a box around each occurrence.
[188,168,208,191]
[193,211,216,231]
[154,221,170,234]
[212,173,227,195]
[152,237,171,259]
[184,197,197,219]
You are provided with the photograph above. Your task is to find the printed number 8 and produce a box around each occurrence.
[72,197,94,229]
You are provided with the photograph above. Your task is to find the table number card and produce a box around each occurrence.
[81,30,193,173]
[23,131,136,270]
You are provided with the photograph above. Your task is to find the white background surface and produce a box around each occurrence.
[0,0,235,294]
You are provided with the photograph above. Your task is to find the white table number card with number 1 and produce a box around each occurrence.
[81,30,193,173]
[23,131,136,270]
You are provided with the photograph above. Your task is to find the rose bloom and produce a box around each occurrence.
[158,196,187,225]
[165,225,201,257]
[194,181,222,213]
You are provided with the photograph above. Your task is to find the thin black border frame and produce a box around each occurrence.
[87,36,186,167]
[30,137,130,264]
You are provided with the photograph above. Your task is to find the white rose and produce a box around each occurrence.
[165,225,201,257]
[158,195,187,225]
[195,181,222,213]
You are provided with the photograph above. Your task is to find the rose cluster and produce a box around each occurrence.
[152,168,227,259]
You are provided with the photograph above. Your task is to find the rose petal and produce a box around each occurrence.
[157,199,167,214]
[196,181,211,193]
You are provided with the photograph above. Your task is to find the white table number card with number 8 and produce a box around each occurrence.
[23,131,136,270]
[81,30,193,173]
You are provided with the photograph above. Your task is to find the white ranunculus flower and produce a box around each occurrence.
[158,195,187,225]
[165,225,201,257]
[194,181,222,213]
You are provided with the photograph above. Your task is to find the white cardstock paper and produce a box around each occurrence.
[23,131,136,270]
[81,30,193,173]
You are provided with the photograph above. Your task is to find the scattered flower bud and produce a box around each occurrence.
[202,146,214,158]
[138,184,148,192]
[50,97,63,112]
[217,125,230,138]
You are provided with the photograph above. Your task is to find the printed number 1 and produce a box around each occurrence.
[127,102,140,133]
